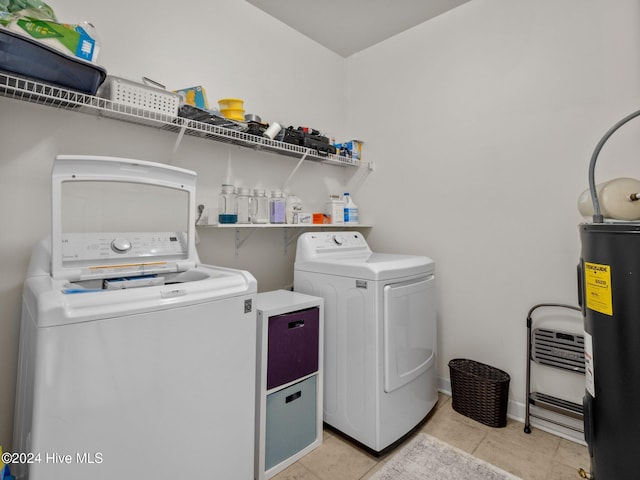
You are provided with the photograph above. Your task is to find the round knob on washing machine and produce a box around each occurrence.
[332,234,346,245]
[111,238,132,253]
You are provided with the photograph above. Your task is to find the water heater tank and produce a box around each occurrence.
[579,223,640,479]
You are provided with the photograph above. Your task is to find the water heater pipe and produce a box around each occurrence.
[588,108,640,223]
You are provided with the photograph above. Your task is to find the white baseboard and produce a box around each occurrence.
[437,376,586,445]
[438,375,452,396]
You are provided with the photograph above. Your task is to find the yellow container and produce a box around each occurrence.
[218,98,244,110]
[220,108,245,121]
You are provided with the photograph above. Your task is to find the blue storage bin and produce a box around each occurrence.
[0,28,106,95]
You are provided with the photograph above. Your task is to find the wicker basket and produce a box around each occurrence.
[448,358,510,428]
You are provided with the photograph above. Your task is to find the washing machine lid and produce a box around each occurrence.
[24,261,257,327]
[50,155,198,281]
[295,231,434,280]
[295,253,434,281]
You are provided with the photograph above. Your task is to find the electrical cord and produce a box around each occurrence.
[588,108,640,223]
[196,204,205,225]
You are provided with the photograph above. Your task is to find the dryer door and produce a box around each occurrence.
[383,275,436,393]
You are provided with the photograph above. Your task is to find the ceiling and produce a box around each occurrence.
[245,0,471,57]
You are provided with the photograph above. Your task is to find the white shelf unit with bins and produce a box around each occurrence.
[255,290,324,480]
[0,72,369,168]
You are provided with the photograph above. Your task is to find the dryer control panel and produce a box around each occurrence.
[296,231,371,261]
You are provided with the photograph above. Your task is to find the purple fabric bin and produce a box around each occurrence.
[267,307,319,390]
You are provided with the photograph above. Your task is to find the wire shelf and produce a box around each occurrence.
[0,72,361,168]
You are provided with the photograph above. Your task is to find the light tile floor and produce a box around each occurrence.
[272,393,590,480]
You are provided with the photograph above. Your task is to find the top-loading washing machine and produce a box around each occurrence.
[12,155,257,480]
[293,231,437,455]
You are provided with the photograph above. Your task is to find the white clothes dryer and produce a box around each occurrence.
[13,156,257,480]
[294,232,437,455]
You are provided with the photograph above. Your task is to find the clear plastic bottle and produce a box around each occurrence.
[218,184,237,224]
[270,190,286,224]
[251,189,269,224]
[343,192,359,224]
[236,187,252,224]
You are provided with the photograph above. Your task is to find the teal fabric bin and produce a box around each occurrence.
[265,376,317,470]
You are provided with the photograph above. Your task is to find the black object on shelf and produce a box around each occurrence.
[282,126,337,156]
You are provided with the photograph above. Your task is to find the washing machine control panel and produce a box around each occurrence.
[62,232,189,264]
[111,238,133,253]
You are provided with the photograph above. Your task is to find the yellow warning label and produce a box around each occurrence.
[584,262,613,316]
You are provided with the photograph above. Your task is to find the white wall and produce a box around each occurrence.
[0,0,350,449]
[346,0,640,426]
[3,0,640,451]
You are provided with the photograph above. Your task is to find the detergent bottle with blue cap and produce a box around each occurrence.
[1,446,15,480]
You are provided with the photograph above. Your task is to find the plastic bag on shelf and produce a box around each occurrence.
[0,1,101,63]
[0,0,57,22]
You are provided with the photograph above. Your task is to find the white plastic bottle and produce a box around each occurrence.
[325,194,344,224]
[343,192,359,224]
[285,194,303,224]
